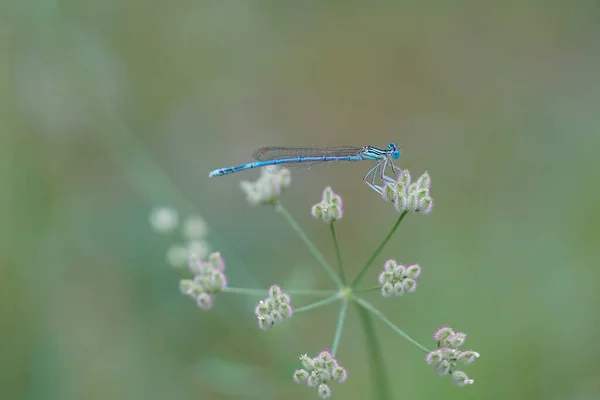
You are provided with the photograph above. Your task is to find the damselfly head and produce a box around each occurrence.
[387,142,401,159]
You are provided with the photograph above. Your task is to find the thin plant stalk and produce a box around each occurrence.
[355,297,430,353]
[294,294,341,314]
[353,286,381,294]
[330,222,346,285]
[224,287,338,296]
[352,211,407,288]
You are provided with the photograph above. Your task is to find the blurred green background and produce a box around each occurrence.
[2,1,600,399]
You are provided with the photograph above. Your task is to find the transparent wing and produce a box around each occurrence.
[252,146,362,161]
[280,160,329,171]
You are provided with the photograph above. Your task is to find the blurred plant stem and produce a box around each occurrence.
[355,303,392,400]
[89,105,263,287]
[97,110,196,211]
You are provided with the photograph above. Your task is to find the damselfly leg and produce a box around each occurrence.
[362,157,398,194]
[362,162,382,193]
[381,157,398,186]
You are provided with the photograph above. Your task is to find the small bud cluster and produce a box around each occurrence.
[149,207,211,268]
[378,259,422,297]
[254,285,293,330]
[293,349,348,399]
[311,186,344,223]
[381,170,433,214]
[240,166,291,206]
[179,252,227,310]
[425,326,480,386]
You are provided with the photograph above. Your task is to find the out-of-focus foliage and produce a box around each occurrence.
[2,2,600,399]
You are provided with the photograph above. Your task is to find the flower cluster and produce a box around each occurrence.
[293,350,348,399]
[149,206,211,267]
[311,186,344,223]
[240,166,291,206]
[179,252,227,310]
[425,326,480,386]
[381,169,433,214]
[169,164,480,394]
[254,285,293,330]
[378,259,422,297]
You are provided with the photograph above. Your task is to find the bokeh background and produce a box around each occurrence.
[2,2,600,399]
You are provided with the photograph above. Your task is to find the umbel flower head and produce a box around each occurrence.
[311,186,344,223]
[293,349,348,399]
[179,252,227,310]
[425,326,480,386]
[378,259,422,297]
[381,169,434,214]
[240,166,291,206]
[255,285,293,330]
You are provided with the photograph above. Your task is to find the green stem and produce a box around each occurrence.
[331,299,348,356]
[353,286,381,294]
[294,294,341,314]
[224,287,337,296]
[354,296,430,353]
[351,211,407,288]
[330,222,346,285]
[276,203,343,289]
[354,302,392,400]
